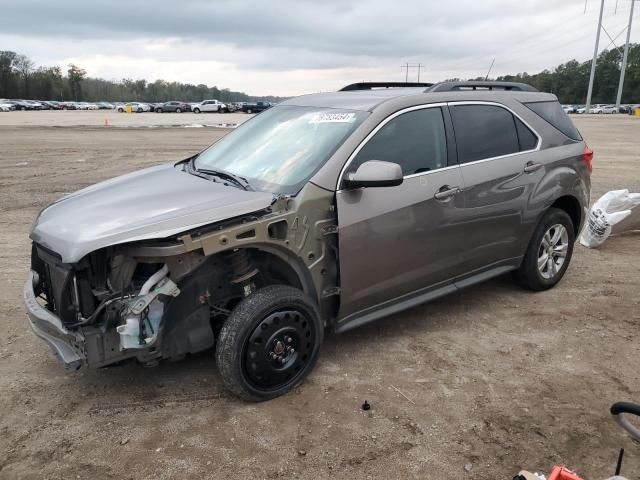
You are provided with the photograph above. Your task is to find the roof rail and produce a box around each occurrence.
[340,82,434,91]
[427,81,538,92]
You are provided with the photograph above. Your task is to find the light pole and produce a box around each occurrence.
[616,0,636,108]
[586,0,606,112]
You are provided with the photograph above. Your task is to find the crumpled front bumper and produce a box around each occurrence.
[24,270,86,370]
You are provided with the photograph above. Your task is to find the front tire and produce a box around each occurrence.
[516,207,575,291]
[193,108,200,113]
[215,285,323,401]
[176,107,182,113]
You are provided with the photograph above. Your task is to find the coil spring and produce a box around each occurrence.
[228,249,258,284]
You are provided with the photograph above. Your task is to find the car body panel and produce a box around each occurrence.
[336,166,466,318]
[30,163,275,263]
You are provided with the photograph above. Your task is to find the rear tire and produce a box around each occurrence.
[156,108,162,113]
[215,285,323,401]
[176,107,182,113]
[193,108,200,113]
[515,207,575,291]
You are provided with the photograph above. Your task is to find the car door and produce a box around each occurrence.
[204,101,215,112]
[336,105,466,321]
[448,102,542,274]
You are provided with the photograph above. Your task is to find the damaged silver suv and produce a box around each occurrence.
[25,81,592,401]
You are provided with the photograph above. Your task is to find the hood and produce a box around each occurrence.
[31,163,274,263]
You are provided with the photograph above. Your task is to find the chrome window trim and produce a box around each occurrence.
[446,100,542,167]
[336,100,542,190]
[336,102,448,189]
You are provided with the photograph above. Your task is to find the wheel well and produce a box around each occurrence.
[551,195,581,235]
[252,250,305,291]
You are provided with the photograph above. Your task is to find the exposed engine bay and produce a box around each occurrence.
[28,183,338,369]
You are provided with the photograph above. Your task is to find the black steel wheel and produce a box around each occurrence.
[215,285,323,401]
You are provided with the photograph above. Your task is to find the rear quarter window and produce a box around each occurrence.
[524,101,582,141]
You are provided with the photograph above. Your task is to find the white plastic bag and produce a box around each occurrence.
[580,189,640,248]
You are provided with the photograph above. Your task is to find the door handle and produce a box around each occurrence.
[523,161,543,173]
[434,185,460,201]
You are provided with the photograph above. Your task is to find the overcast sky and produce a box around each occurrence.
[0,0,635,96]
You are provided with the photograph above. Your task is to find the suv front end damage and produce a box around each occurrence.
[25,181,338,371]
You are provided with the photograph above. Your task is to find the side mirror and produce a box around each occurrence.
[343,160,403,189]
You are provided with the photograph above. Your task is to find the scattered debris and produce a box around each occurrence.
[119,437,130,445]
[464,463,473,473]
[361,400,371,411]
[390,385,415,405]
[297,449,307,456]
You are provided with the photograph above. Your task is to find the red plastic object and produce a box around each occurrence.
[547,465,585,480]
[583,147,594,174]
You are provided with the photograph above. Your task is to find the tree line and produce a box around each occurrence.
[0,50,284,103]
[2,45,640,104]
[455,43,640,104]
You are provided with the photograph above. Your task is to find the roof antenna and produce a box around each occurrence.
[484,58,495,81]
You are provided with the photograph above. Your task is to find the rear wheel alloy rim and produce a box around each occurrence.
[243,310,315,390]
[537,224,569,279]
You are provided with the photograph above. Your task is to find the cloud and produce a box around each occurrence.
[0,0,633,95]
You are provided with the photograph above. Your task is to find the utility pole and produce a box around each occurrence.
[586,0,605,112]
[400,63,425,83]
[616,0,636,108]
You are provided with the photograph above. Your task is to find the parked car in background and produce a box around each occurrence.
[10,99,37,110]
[225,102,240,113]
[96,102,114,110]
[563,105,578,114]
[24,80,591,401]
[0,101,15,111]
[241,101,272,114]
[192,99,228,113]
[117,102,152,113]
[588,104,616,114]
[155,101,190,113]
[42,101,64,110]
[73,102,98,110]
[60,101,77,110]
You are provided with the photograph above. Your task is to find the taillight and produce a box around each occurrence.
[583,147,593,174]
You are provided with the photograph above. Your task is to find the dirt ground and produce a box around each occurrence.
[0,113,638,480]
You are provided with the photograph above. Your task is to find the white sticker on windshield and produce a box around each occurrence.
[309,112,356,124]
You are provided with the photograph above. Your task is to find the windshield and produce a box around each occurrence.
[193,105,368,195]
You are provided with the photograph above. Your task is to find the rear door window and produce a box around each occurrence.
[524,101,582,141]
[450,105,520,164]
[351,107,448,176]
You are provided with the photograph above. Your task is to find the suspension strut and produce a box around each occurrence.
[227,249,258,296]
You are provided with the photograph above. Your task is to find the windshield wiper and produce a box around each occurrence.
[189,159,252,191]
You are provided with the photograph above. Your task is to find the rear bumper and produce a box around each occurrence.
[24,271,86,370]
